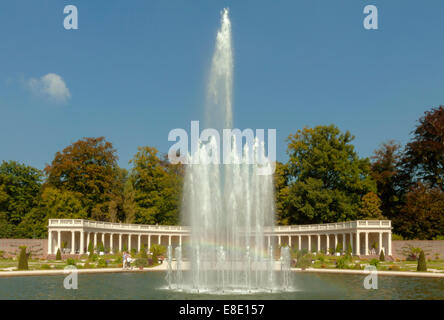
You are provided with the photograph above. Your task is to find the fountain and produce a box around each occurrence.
[172,8,278,293]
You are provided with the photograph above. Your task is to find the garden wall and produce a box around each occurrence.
[0,239,48,258]
[392,240,444,260]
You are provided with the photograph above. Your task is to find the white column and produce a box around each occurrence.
[119,233,122,252]
[87,232,90,251]
[48,231,53,254]
[326,234,330,254]
[267,236,271,247]
[334,234,338,251]
[317,235,321,252]
[138,234,142,252]
[356,232,360,255]
[71,231,75,254]
[80,231,85,254]
[57,230,61,251]
[110,233,113,253]
[342,233,346,253]
[148,235,151,250]
[350,232,353,254]
[388,232,392,256]
[298,235,301,250]
[158,234,161,245]
[94,232,97,248]
[308,235,311,252]
[278,235,281,246]
[179,235,182,246]
[128,234,132,251]
[168,235,172,246]
[364,232,369,256]
[102,233,105,248]
[378,232,382,254]
[289,236,292,247]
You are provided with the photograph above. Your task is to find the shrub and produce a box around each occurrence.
[379,250,385,261]
[0,250,4,258]
[417,250,427,272]
[388,265,400,271]
[336,257,347,269]
[66,258,76,266]
[296,255,312,269]
[88,253,98,261]
[40,264,51,270]
[335,243,342,253]
[353,263,361,270]
[97,242,105,253]
[138,244,148,259]
[114,255,123,263]
[84,262,91,269]
[392,234,404,240]
[369,258,379,267]
[55,248,62,260]
[320,264,327,269]
[328,248,335,255]
[17,246,29,270]
[97,258,107,268]
[150,244,166,264]
[134,258,148,269]
[130,248,137,257]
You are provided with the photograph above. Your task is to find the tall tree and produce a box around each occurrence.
[358,192,383,220]
[45,137,119,219]
[130,146,183,225]
[396,183,444,239]
[370,141,402,220]
[285,125,375,224]
[274,161,290,225]
[123,178,137,224]
[0,161,42,229]
[17,187,87,238]
[401,106,444,189]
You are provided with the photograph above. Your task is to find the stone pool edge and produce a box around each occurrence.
[292,267,444,278]
[1,266,444,278]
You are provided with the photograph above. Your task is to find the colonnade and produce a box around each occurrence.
[48,230,187,255]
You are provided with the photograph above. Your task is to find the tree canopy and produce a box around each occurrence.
[282,125,376,224]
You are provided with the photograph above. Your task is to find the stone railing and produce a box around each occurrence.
[49,219,391,234]
[272,220,391,233]
[48,219,190,232]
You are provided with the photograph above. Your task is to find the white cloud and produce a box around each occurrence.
[28,73,71,103]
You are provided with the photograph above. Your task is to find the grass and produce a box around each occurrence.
[0,253,160,271]
[298,253,444,272]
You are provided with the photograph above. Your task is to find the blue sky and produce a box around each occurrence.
[1,0,444,170]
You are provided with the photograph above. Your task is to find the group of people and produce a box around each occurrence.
[122,251,134,269]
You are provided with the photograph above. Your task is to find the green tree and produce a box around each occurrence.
[44,137,120,220]
[17,187,88,238]
[358,192,383,220]
[285,125,375,224]
[274,161,290,224]
[56,248,62,260]
[123,178,137,223]
[131,147,183,225]
[379,249,385,261]
[370,141,402,220]
[0,161,42,236]
[417,250,427,272]
[150,244,166,264]
[17,246,29,270]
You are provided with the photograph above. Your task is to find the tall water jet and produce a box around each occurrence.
[181,8,276,293]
